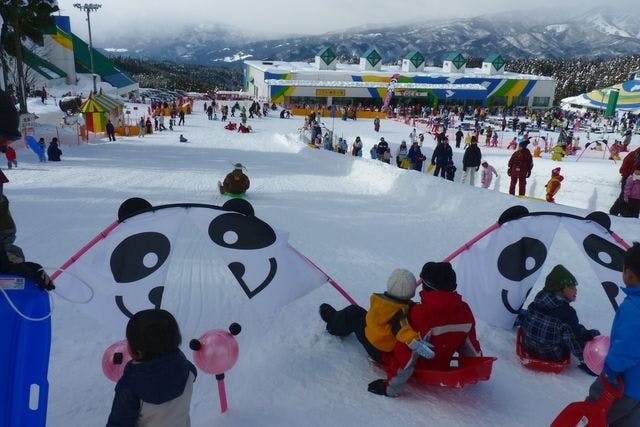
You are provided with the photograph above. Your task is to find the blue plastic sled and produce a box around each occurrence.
[25,136,45,159]
[0,275,51,427]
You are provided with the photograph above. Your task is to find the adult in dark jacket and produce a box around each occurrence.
[507,141,533,196]
[517,265,598,367]
[455,128,464,148]
[376,137,389,161]
[431,139,452,178]
[407,141,425,171]
[47,137,62,161]
[106,120,116,141]
[461,137,482,185]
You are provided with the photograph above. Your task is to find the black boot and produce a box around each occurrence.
[367,379,387,396]
[319,303,336,323]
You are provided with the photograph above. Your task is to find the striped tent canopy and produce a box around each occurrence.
[562,79,640,113]
[81,90,124,133]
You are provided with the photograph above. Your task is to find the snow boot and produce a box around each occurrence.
[319,303,336,324]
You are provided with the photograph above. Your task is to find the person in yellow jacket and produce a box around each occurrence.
[319,269,435,390]
[551,144,567,161]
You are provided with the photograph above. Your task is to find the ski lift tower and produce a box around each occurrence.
[73,3,102,94]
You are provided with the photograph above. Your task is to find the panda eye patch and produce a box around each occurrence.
[497,237,547,282]
[582,234,625,272]
[110,232,171,283]
[209,213,276,250]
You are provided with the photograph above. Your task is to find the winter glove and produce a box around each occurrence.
[581,329,601,342]
[409,339,435,359]
[36,270,55,291]
[367,379,387,396]
[526,171,531,178]
[578,363,598,377]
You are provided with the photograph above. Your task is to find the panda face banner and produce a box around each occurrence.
[452,208,628,329]
[54,199,328,337]
[454,216,559,329]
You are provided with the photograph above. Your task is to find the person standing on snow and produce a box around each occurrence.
[480,161,498,189]
[431,138,453,179]
[545,167,564,203]
[507,140,533,196]
[622,166,640,218]
[461,136,481,185]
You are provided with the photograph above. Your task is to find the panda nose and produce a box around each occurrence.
[148,286,165,309]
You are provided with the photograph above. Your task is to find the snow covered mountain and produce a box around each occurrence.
[99,7,640,66]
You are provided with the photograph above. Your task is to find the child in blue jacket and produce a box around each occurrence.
[107,309,196,427]
[587,242,640,426]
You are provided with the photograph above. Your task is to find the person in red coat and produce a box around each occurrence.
[371,262,482,397]
[3,145,17,169]
[610,146,640,216]
[507,140,534,196]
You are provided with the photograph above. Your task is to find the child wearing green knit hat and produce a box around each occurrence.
[517,264,600,373]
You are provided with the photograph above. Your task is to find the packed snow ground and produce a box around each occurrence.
[6,96,640,426]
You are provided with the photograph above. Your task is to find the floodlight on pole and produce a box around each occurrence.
[73,3,102,94]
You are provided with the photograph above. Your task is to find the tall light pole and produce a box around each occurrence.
[73,3,102,94]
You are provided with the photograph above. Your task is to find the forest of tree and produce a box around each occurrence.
[110,56,243,93]
[110,54,640,104]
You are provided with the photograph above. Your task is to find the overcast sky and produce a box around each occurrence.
[56,0,635,41]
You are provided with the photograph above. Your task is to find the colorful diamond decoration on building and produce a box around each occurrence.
[366,49,382,67]
[491,55,506,71]
[451,54,466,69]
[410,52,425,69]
[319,47,337,66]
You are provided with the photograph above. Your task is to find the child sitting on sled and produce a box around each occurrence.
[218,163,250,195]
[319,269,435,396]
[517,265,599,373]
[370,262,482,397]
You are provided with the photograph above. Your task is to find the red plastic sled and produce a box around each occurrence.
[408,356,497,389]
[516,327,570,373]
[551,376,624,427]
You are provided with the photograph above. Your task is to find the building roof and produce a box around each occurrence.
[263,79,487,91]
[244,60,554,81]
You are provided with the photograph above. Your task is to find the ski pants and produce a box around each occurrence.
[509,176,527,196]
[461,167,477,185]
[433,163,446,178]
[325,305,381,363]
[588,377,640,427]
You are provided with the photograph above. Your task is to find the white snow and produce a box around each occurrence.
[5,94,640,427]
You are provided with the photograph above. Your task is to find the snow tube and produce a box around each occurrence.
[25,136,45,158]
[0,276,51,427]
[516,327,570,373]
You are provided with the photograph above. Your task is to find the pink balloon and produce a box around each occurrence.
[584,335,611,375]
[102,340,133,382]
[192,330,239,375]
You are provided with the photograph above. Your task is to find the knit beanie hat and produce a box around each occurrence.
[552,167,561,176]
[420,262,457,292]
[233,163,244,171]
[386,268,417,300]
[0,90,21,141]
[544,265,577,292]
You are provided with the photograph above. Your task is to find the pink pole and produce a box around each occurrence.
[216,375,228,413]
[50,220,120,281]
[442,222,501,263]
[610,232,632,250]
[288,244,359,306]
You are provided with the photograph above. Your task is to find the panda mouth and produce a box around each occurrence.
[115,286,165,318]
[228,257,277,299]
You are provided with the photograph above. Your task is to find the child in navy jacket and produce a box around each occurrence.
[107,309,196,427]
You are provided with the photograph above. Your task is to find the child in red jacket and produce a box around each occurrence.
[545,167,564,203]
[3,145,16,169]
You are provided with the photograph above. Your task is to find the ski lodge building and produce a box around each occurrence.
[243,47,556,117]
